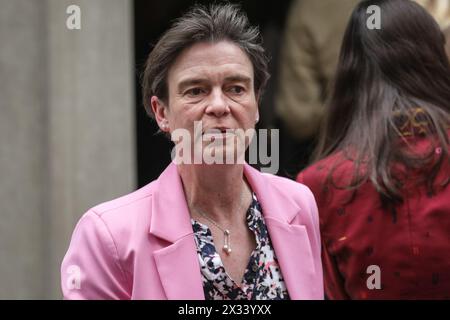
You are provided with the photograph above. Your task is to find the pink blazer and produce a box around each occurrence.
[61,163,323,299]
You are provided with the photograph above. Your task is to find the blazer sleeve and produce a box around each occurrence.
[303,185,324,297]
[61,210,130,299]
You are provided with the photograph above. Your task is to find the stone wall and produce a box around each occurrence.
[0,0,135,299]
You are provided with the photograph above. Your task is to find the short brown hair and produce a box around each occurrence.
[141,3,270,118]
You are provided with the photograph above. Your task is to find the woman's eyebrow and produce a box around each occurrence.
[177,78,209,92]
[177,74,252,92]
[223,75,252,85]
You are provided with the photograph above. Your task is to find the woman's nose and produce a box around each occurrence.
[205,89,230,117]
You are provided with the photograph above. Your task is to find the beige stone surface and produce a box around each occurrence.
[0,0,135,299]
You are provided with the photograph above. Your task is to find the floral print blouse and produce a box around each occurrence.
[191,193,290,300]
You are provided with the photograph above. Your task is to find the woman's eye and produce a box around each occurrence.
[186,88,204,96]
[229,86,245,94]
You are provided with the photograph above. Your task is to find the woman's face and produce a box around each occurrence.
[151,41,259,163]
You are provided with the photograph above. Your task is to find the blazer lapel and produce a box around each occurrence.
[150,162,204,300]
[244,164,319,299]
[264,218,318,299]
[153,237,204,300]
[149,163,319,299]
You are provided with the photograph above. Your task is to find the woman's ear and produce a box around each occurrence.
[151,96,169,132]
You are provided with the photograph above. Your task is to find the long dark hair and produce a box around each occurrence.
[314,0,450,207]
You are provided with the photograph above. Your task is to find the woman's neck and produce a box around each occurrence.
[178,164,250,224]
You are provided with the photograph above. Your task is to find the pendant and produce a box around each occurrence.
[222,229,231,254]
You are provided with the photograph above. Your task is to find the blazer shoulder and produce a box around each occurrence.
[90,180,157,217]
[261,173,321,247]
[262,172,314,197]
[260,172,318,217]
[81,180,158,242]
[64,180,159,285]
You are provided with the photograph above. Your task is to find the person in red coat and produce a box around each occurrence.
[297,0,450,299]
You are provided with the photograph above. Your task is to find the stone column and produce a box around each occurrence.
[0,0,135,299]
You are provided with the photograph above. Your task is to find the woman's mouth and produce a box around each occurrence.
[202,128,235,140]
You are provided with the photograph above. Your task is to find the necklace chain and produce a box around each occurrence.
[193,208,233,254]
[195,209,229,233]
[189,185,248,255]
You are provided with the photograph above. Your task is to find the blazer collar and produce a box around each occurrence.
[244,165,318,299]
[149,162,301,242]
[149,163,316,299]
[243,164,301,224]
[149,162,193,243]
[149,162,204,299]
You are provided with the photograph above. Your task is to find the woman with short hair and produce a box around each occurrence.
[61,3,323,300]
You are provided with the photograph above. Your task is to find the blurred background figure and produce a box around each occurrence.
[298,0,450,299]
[274,0,359,178]
[415,0,450,59]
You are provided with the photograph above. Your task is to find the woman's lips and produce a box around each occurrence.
[203,132,235,139]
[202,128,236,140]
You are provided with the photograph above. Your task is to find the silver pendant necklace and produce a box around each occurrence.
[190,186,247,255]
[195,209,232,254]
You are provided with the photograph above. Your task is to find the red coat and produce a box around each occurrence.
[297,134,450,299]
